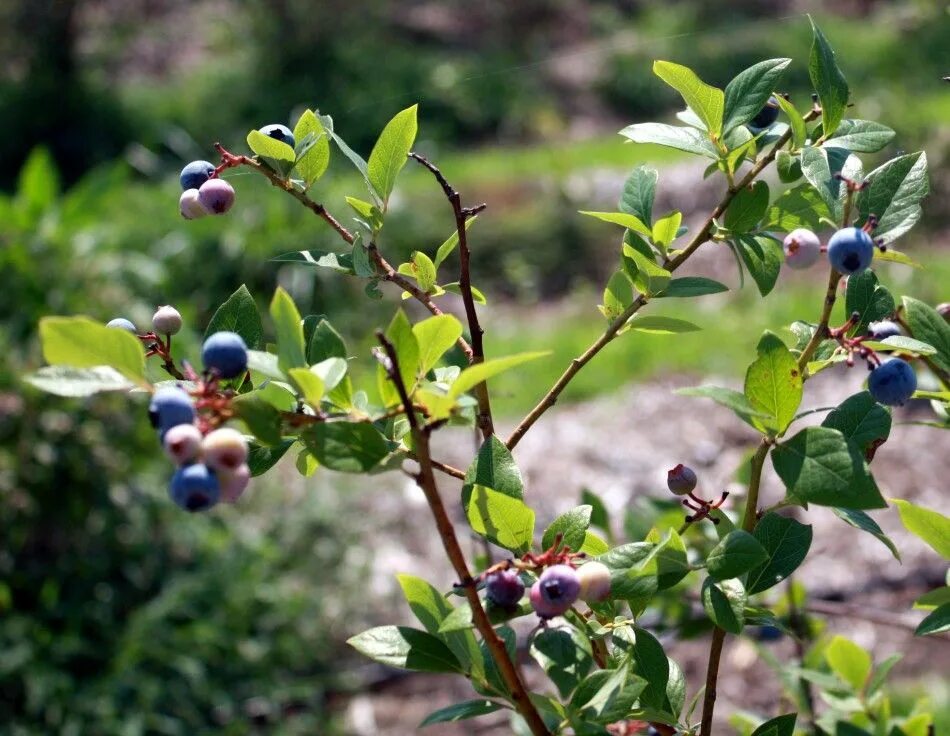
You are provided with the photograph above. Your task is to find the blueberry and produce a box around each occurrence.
[152,305,182,336]
[485,569,525,608]
[577,561,611,602]
[936,303,950,322]
[179,160,216,191]
[667,464,697,495]
[179,188,208,220]
[169,463,220,512]
[260,123,295,149]
[149,387,196,433]
[748,97,780,131]
[197,179,235,215]
[755,624,784,642]
[202,331,248,379]
[782,228,821,270]
[827,227,875,275]
[530,565,580,618]
[868,359,917,406]
[107,317,137,334]
[163,423,203,465]
[867,320,901,340]
[201,427,249,472]
[219,463,251,504]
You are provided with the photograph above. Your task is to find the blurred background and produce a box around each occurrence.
[1,0,948,733]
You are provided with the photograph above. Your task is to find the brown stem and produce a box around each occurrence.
[429,457,467,480]
[409,151,495,441]
[699,628,726,736]
[377,333,550,736]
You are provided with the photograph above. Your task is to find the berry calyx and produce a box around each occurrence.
[162,423,203,465]
[868,358,917,406]
[219,463,251,503]
[530,564,580,618]
[179,160,216,191]
[782,228,821,270]
[201,427,249,472]
[577,561,611,602]
[152,305,183,335]
[827,227,874,275]
[149,387,196,433]
[107,317,137,333]
[197,179,235,215]
[485,569,526,608]
[260,123,295,149]
[179,188,209,220]
[169,463,220,512]
[667,464,697,495]
[201,331,248,379]
[867,320,901,340]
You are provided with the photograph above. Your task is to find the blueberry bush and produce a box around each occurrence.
[24,19,950,736]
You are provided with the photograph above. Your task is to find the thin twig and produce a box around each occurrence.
[698,629,726,736]
[409,151,495,441]
[377,333,551,736]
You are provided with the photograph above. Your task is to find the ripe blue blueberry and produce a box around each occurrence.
[530,564,580,618]
[149,387,196,433]
[197,179,235,215]
[202,331,248,379]
[169,463,220,512]
[827,227,875,275]
[748,97,779,131]
[868,359,917,406]
[782,228,821,270]
[107,317,137,333]
[667,463,697,495]
[485,569,525,608]
[179,160,216,191]
[261,123,295,149]
[867,320,901,340]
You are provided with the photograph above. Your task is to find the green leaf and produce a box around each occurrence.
[867,654,902,695]
[865,335,938,357]
[800,145,840,214]
[891,499,950,559]
[725,181,770,234]
[291,110,330,187]
[206,284,264,350]
[651,211,682,251]
[722,58,792,134]
[377,309,420,407]
[764,184,830,232]
[657,277,728,298]
[702,577,746,634]
[627,315,701,335]
[570,665,644,721]
[623,244,671,296]
[751,713,797,736]
[776,150,803,183]
[419,700,503,727]
[620,165,658,225]
[598,542,662,603]
[367,104,417,206]
[413,314,463,376]
[530,625,594,698]
[734,235,782,297]
[825,635,872,690]
[270,248,354,274]
[302,422,393,473]
[808,16,849,137]
[822,391,891,454]
[746,513,813,594]
[653,61,724,135]
[619,123,719,159]
[832,508,900,561]
[319,115,383,207]
[308,319,348,364]
[857,152,929,244]
[542,505,592,552]
[600,270,634,321]
[744,331,803,435]
[245,350,285,381]
[631,627,669,711]
[706,530,769,580]
[902,296,950,374]
[247,129,296,163]
[348,625,462,673]
[676,385,769,428]
[23,365,137,397]
[775,96,806,149]
[39,316,146,383]
[825,119,896,153]
[915,604,950,636]
[448,351,549,400]
[232,394,283,446]
[845,270,896,336]
[433,216,477,269]
[288,368,324,408]
[772,427,886,509]
[269,287,307,373]
[247,439,293,476]
[579,210,651,236]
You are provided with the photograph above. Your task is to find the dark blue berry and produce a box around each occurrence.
[485,569,525,608]
[868,320,901,340]
[149,387,196,432]
[169,463,220,512]
[868,359,917,406]
[748,97,780,130]
[202,331,248,379]
[261,123,295,149]
[827,227,875,275]
[755,625,784,642]
[179,160,216,191]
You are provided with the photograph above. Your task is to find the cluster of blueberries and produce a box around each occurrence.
[484,561,611,619]
[177,124,295,220]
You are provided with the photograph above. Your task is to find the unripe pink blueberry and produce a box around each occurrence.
[937,303,950,322]
[782,228,821,270]
[530,564,580,618]
[219,463,251,503]
[667,463,697,495]
[152,305,182,335]
[197,178,235,214]
[179,188,208,219]
[201,427,249,472]
[162,423,203,465]
[577,561,612,602]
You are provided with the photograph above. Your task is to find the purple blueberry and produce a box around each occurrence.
[197,179,235,215]
[667,464,697,495]
[149,387,196,433]
[867,320,901,340]
[219,464,251,504]
[748,97,780,131]
[260,123,295,149]
[202,331,248,379]
[782,228,821,270]
[179,160,216,191]
[530,565,580,618]
[577,561,611,602]
[868,359,917,406]
[107,317,137,334]
[485,569,525,608]
[169,463,220,512]
[163,424,203,465]
[827,227,874,275]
